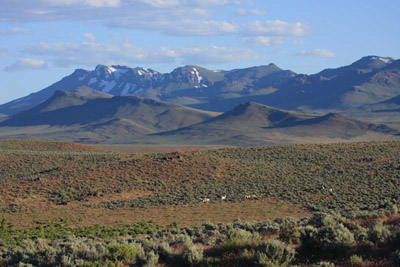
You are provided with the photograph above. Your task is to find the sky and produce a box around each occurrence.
[0,0,399,104]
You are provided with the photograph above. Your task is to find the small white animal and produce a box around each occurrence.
[221,195,227,200]
[201,198,210,203]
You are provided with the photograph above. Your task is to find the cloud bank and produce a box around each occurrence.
[22,40,263,67]
[4,58,47,72]
[297,48,335,58]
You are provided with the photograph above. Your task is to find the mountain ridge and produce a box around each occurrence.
[0,90,219,132]
[0,55,399,117]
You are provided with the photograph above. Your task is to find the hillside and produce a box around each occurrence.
[0,90,218,130]
[0,139,399,225]
[0,98,398,145]
[154,102,399,145]
[0,140,400,266]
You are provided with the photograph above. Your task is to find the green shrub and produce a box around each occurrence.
[108,243,136,261]
[203,222,216,231]
[254,240,295,266]
[368,221,390,244]
[279,228,301,245]
[174,234,193,246]
[219,229,261,252]
[311,213,337,228]
[156,242,173,258]
[314,261,335,267]
[355,231,368,242]
[317,224,354,254]
[349,254,363,265]
[184,246,204,266]
[144,251,159,267]
[299,225,318,252]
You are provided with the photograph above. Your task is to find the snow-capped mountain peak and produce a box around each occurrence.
[371,56,393,64]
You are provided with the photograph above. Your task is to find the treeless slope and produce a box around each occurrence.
[155,102,314,138]
[154,102,398,145]
[84,118,155,136]
[33,88,112,113]
[1,92,218,129]
[275,112,396,139]
[0,139,100,152]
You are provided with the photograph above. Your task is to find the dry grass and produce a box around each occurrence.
[1,197,309,229]
[1,139,399,229]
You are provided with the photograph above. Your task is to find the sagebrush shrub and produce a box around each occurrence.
[144,251,159,267]
[184,245,204,265]
[254,240,295,266]
[314,261,335,267]
[368,221,390,244]
[349,254,363,265]
[108,243,136,261]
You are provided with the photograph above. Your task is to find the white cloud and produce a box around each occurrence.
[240,36,283,46]
[0,1,245,37]
[177,45,263,64]
[83,33,96,42]
[186,0,231,8]
[110,19,239,36]
[236,8,266,16]
[246,20,309,36]
[297,48,335,58]
[136,0,180,8]
[0,27,31,35]
[0,1,311,41]
[22,40,263,67]
[44,0,122,7]
[4,59,47,72]
[128,0,233,8]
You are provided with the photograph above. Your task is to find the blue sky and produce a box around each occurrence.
[0,0,399,104]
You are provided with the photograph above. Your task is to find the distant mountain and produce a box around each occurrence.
[0,90,219,134]
[0,94,397,144]
[154,102,398,145]
[1,56,399,116]
[189,56,400,112]
[0,64,295,115]
[261,56,400,110]
[355,93,400,114]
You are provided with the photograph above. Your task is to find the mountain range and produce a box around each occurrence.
[0,90,397,145]
[2,55,399,117]
[0,55,399,145]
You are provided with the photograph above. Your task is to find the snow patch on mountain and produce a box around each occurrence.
[378,57,393,64]
[193,68,202,83]
[371,56,393,64]
[100,80,117,93]
[78,74,87,81]
[121,84,137,95]
[88,77,98,85]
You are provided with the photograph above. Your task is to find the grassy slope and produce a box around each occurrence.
[152,102,399,146]
[0,92,221,143]
[0,139,399,229]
